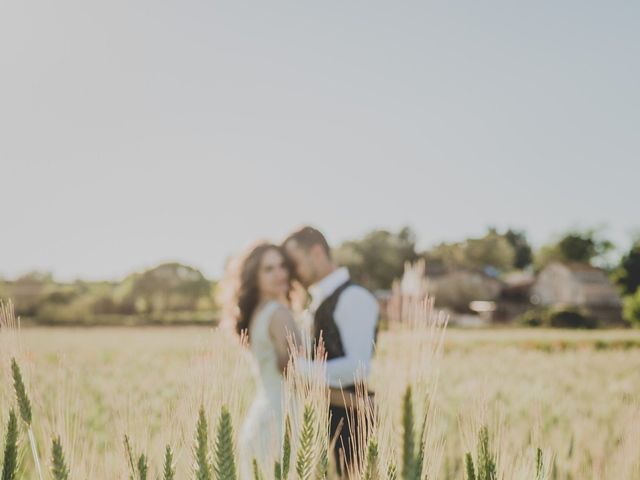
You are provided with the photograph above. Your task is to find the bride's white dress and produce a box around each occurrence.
[239,300,286,478]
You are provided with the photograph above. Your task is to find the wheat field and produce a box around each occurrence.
[2,323,639,479]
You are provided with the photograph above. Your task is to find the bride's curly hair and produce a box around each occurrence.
[217,242,294,339]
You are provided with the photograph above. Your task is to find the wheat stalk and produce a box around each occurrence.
[464,425,497,480]
[51,436,70,480]
[194,407,212,480]
[124,435,136,479]
[11,358,44,480]
[137,454,148,480]
[163,445,175,480]
[282,416,291,480]
[1,410,18,480]
[477,425,497,480]
[123,434,150,480]
[363,439,380,480]
[401,386,415,480]
[281,332,329,480]
[252,458,263,480]
[465,452,476,480]
[213,406,236,480]
[314,443,327,480]
[535,447,543,480]
[10,359,31,427]
[386,462,398,480]
[377,261,449,480]
[37,352,98,480]
[295,405,315,480]
[0,302,21,365]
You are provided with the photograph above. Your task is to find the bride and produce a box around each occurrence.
[222,242,303,477]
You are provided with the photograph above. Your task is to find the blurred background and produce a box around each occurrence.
[1,0,638,328]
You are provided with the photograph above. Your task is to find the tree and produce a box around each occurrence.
[423,228,516,273]
[333,227,419,291]
[612,241,640,295]
[118,263,211,313]
[504,229,533,269]
[10,271,54,316]
[424,242,465,270]
[535,229,614,270]
[464,229,515,272]
[623,289,640,327]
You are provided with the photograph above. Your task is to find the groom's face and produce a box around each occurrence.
[284,240,318,288]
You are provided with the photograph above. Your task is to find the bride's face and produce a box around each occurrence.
[257,249,290,299]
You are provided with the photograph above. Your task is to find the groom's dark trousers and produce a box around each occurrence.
[328,387,373,476]
[329,403,356,475]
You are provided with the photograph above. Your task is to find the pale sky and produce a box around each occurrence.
[1,1,638,281]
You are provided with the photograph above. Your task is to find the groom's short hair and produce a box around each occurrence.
[284,226,331,258]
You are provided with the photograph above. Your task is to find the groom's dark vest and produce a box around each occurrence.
[312,280,378,389]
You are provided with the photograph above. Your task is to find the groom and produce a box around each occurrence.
[283,226,379,474]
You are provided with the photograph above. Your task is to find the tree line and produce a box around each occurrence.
[334,226,639,326]
[1,226,639,326]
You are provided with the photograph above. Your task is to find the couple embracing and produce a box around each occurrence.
[222,226,379,477]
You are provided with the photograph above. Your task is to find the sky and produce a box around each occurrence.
[1,0,638,281]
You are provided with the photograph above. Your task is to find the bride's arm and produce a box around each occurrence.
[268,306,303,373]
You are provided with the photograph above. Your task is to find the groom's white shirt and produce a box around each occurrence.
[304,267,378,389]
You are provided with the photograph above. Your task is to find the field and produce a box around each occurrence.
[2,325,639,479]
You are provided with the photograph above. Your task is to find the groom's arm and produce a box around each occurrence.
[324,286,378,388]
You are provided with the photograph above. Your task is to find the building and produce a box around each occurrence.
[531,262,623,324]
[426,268,503,313]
